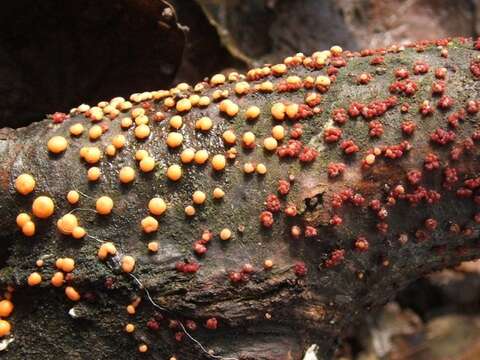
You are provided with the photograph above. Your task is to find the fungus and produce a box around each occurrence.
[15,174,35,195]
[222,130,236,144]
[220,228,232,241]
[271,126,285,140]
[211,154,226,171]
[72,227,86,239]
[192,191,206,205]
[65,286,81,301]
[135,124,150,139]
[141,216,159,233]
[97,242,117,260]
[166,164,182,181]
[27,272,42,286]
[89,125,103,140]
[147,242,159,252]
[176,98,192,112]
[57,214,78,235]
[263,137,278,151]
[148,198,166,216]
[22,221,36,237]
[166,132,183,148]
[195,117,213,131]
[69,123,84,136]
[16,213,31,228]
[47,136,68,154]
[212,188,225,199]
[51,272,64,287]
[67,191,80,204]
[139,157,155,172]
[96,196,113,215]
[194,150,209,164]
[271,103,286,121]
[119,166,136,184]
[0,320,11,337]
[0,300,14,318]
[87,167,101,181]
[246,106,260,120]
[121,256,136,273]
[32,196,55,219]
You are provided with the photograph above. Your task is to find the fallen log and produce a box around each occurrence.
[0,37,479,360]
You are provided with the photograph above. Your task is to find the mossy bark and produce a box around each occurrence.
[0,39,479,359]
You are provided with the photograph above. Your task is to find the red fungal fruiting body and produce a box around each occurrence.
[51,112,68,123]
[291,225,302,238]
[324,128,342,143]
[351,193,365,206]
[185,320,197,331]
[205,318,218,330]
[290,124,303,139]
[299,146,318,162]
[305,226,317,238]
[147,319,160,331]
[265,194,281,212]
[175,332,184,342]
[435,67,447,79]
[357,73,373,85]
[431,80,446,95]
[466,100,480,114]
[327,162,346,178]
[284,204,297,217]
[370,56,384,65]
[377,222,389,234]
[277,140,302,158]
[425,218,438,231]
[401,120,416,135]
[193,242,207,256]
[340,140,359,154]
[294,262,307,276]
[424,153,440,170]
[175,261,200,273]
[419,100,434,116]
[278,180,290,195]
[430,128,456,145]
[368,120,384,137]
[330,214,343,226]
[354,236,369,251]
[470,59,480,78]
[443,167,458,189]
[389,79,418,96]
[437,95,454,109]
[400,102,410,113]
[413,60,429,74]
[369,199,381,211]
[360,97,396,119]
[394,68,409,79]
[332,108,348,125]
[229,272,242,283]
[325,249,345,268]
[407,170,422,185]
[348,102,363,117]
[259,211,274,228]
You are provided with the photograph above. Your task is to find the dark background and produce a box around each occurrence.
[2,1,480,358]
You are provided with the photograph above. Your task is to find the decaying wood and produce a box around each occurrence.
[0,38,479,359]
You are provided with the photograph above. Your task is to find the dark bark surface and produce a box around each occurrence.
[0,39,479,359]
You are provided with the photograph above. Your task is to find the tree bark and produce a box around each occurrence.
[0,38,479,360]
